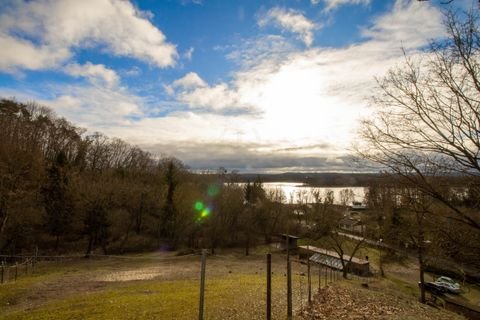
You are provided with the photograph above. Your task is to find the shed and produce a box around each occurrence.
[299,245,370,276]
[278,234,300,252]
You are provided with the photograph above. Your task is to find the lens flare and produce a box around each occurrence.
[201,208,211,218]
[207,184,220,197]
[194,201,204,211]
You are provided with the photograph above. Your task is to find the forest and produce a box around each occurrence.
[0,98,297,256]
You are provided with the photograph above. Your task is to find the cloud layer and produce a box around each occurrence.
[312,0,371,11]
[65,62,119,88]
[0,0,177,72]
[0,0,448,172]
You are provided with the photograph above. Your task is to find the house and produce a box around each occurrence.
[339,216,365,234]
[299,245,370,276]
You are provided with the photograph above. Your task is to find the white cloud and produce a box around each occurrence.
[0,0,177,72]
[361,0,444,49]
[314,0,371,11]
[172,72,207,89]
[225,35,296,68]
[46,86,143,130]
[165,0,445,155]
[180,0,203,5]
[123,66,142,77]
[184,47,195,61]
[64,62,119,88]
[166,72,252,112]
[0,34,71,73]
[258,7,316,46]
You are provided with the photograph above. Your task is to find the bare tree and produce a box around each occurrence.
[328,230,365,279]
[357,10,480,231]
[339,188,355,208]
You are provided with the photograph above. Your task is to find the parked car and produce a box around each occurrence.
[419,281,445,295]
[434,276,461,294]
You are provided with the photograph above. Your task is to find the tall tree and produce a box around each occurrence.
[159,158,185,247]
[42,151,73,252]
[357,10,480,231]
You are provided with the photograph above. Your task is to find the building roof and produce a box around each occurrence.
[299,245,369,265]
[339,217,362,227]
[278,233,300,239]
[310,253,343,270]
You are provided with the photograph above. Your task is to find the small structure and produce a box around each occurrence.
[299,245,370,276]
[277,234,300,253]
[339,216,365,234]
[350,201,367,211]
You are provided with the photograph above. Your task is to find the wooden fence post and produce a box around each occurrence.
[324,266,327,285]
[15,263,18,282]
[307,258,311,304]
[32,248,37,274]
[287,244,292,319]
[199,250,207,320]
[266,253,271,320]
[318,265,321,291]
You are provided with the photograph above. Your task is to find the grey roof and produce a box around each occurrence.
[309,253,343,270]
[278,233,300,239]
[299,245,369,265]
[339,217,361,227]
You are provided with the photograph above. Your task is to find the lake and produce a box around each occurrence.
[237,182,365,204]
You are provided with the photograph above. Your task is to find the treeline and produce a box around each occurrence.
[0,99,299,256]
[238,172,378,186]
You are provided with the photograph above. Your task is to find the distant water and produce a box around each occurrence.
[236,182,365,204]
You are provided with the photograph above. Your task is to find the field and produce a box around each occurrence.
[0,248,313,320]
[0,246,476,319]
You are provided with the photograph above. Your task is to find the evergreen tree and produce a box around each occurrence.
[42,151,72,252]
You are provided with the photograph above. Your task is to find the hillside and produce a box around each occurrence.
[301,281,465,320]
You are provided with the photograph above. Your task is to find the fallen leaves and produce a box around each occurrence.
[299,283,464,320]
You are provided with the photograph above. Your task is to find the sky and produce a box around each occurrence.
[0,0,472,173]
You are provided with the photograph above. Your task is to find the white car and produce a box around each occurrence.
[434,276,461,294]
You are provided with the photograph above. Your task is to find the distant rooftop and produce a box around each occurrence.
[299,245,368,265]
[279,233,300,239]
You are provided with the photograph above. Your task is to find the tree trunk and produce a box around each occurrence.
[119,227,130,253]
[85,236,93,258]
[54,234,60,253]
[418,245,426,304]
[0,212,8,235]
[379,252,385,277]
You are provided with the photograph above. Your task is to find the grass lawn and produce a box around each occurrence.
[1,246,478,319]
[0,249,313,320]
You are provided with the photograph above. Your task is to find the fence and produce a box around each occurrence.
[196,250,343,320]
[0,250,346,319]
[0,251,86,284]
[1,257,35,284]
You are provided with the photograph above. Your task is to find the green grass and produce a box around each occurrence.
[0,267,68,312]
[0,252,312,320]
[1,273,302,320]
[3,279,199,320]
